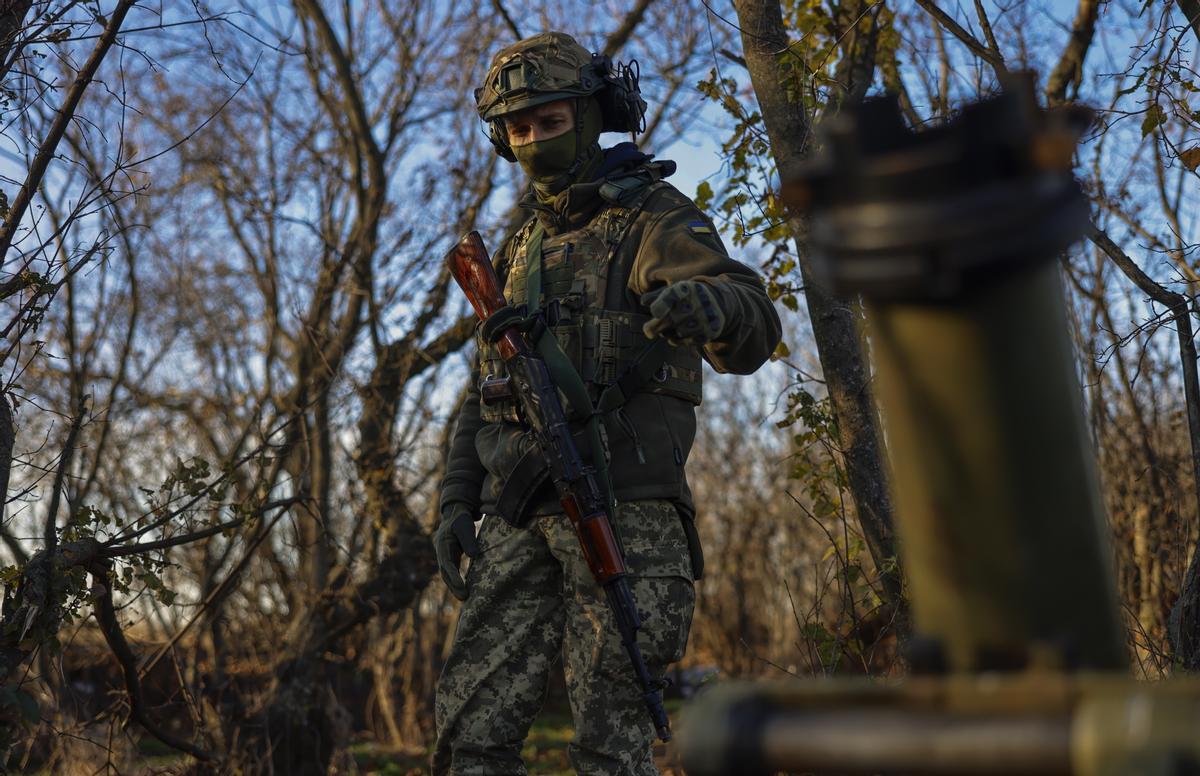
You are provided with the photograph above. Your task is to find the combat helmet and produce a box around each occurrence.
[474,31,647,162]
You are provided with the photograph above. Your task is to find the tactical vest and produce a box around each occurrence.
[476,177,704,427]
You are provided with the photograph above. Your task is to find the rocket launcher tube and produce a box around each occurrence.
[783,77,1126,673]
[445,231,673,741]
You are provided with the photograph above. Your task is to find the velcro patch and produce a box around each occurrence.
[687,220,713,235]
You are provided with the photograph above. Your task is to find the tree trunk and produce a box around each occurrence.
[0,392,12,533]
[1168,0,1200,674]
[1173,542,1200,671]
[731,0,901,606]
[0,1,33,82]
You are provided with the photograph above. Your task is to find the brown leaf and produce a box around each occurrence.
[1180,146,1200,172]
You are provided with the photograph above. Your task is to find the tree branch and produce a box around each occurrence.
[1087,223,1180,308]
[1088,221,1200,540]
[718,47,746,68]
[602,0,655,57]
[104,498,300,558]
[490,0,521,40]
[971,0,1007,73]
[1045,0,1100,105]
[1179,0,1200,50]
[43,393,88,555]
[0,1,33,82]
[0,392,14,554]
[90,559,216,762]
[0,538,102,682]
[0,0,137,263]
[292,0,384,189]
[912,0,1005,71]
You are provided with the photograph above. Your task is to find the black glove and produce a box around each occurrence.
[641,280,727,346]
[434,506,480,601]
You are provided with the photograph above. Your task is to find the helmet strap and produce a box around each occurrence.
[565,97,588,179]
[488,119,516,162]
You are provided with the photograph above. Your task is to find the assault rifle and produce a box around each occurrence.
[445,231,673,742]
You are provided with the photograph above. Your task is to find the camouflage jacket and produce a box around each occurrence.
[440,153,782,524]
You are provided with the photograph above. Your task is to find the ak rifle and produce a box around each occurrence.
[445,231,672,742]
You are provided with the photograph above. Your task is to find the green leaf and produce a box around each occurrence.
[1116,66,1150,98]
[801,622,830,642]
[1141,104,1166,138]
[694,181,714,211]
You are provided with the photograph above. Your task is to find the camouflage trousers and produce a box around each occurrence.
[432,499,696,776]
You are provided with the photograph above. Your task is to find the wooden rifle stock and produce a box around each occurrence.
[445,230,673,741]
[446,231,522,361]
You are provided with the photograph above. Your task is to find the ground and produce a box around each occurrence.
[351,701,686,775]
[23,700,687,774]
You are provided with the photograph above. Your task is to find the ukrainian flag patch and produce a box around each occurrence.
[687,219,713,235]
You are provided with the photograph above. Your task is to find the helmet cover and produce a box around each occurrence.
[475,32,601,121]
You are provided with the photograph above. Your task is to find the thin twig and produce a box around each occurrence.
[0,0,138,263]
[490,0,521,40]
[912,0,1005,71]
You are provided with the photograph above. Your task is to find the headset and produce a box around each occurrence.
[591,54,647,136]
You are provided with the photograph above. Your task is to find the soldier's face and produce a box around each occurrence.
[504,100,574,147]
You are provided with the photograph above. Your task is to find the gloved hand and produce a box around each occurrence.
[641,280,727,346]
[434,506,480,601]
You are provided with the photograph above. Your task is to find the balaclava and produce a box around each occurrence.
[512,97,604,201]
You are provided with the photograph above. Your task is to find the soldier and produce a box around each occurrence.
[433,31,782,775]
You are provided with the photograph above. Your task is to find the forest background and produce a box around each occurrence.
[1,0,1199,773]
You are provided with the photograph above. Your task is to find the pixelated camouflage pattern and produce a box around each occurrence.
[432,499,695,776]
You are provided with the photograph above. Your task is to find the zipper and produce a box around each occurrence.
[613,407,646,464]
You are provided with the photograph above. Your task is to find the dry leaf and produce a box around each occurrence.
[1179,146,1200,172]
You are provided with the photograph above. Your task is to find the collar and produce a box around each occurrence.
[520,144,671,235]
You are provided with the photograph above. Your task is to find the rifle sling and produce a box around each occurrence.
[516,177,671,521]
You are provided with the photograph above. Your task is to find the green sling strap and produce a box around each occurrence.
[524,220,617,513]
[522,221,671,516]
[525,222,545,315]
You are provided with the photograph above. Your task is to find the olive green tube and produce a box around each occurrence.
[868,260,1126,671]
